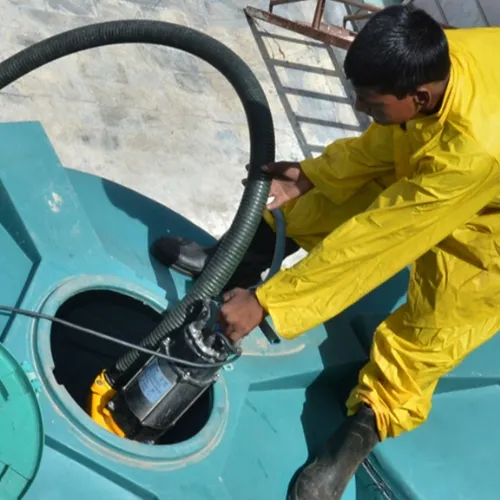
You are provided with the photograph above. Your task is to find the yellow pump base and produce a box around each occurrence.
[88,371,125,438]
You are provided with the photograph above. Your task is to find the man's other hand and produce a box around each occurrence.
[242,161,314,209]
[219,288,266,342]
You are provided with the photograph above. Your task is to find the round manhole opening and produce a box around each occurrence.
[50,289,213,445]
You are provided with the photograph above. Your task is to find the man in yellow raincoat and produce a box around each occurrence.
[152,5,500,499]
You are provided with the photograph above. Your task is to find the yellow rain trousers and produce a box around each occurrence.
[256,27,500,441]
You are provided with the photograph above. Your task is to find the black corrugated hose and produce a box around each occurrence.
[0,20,275,385]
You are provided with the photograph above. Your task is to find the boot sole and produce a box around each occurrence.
[169,261,201,279]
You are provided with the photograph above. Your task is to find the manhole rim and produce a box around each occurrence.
[32,274,229,466]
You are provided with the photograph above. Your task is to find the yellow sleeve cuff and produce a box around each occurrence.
[255,282,299,341]
[300,156,325,191]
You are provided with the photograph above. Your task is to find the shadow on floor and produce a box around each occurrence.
[246,11,370,160]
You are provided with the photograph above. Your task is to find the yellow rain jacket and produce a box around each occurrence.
[256,27,500,440]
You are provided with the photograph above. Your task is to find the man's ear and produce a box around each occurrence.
[412,87,431,108]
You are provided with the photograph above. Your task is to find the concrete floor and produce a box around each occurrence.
[0,0,363,245]
[0,0,497,242]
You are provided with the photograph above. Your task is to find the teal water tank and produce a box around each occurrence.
[2,121,500,500]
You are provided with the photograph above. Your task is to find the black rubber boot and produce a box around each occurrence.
[150,236,220,277]
[150,219,300,289]
[289,404,380,500]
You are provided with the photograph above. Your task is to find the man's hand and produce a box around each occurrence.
[264,161,314,209]
[243,161,314,209]
[218,288,266,342]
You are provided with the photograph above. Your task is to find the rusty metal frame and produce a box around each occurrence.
[244,0,381,50]
[244,0,453,51]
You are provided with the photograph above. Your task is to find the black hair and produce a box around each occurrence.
[344,5,451,98]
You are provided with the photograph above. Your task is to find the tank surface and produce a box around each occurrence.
[2,121,500,499]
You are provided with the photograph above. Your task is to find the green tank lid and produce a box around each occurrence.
[0,344,43,499]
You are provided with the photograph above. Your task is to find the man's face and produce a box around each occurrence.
[353,87,419,126]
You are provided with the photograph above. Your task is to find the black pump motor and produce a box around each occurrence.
[107,299,237,443]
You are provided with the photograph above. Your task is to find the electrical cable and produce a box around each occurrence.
[213,329,240,355]
[0,305,241,369]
